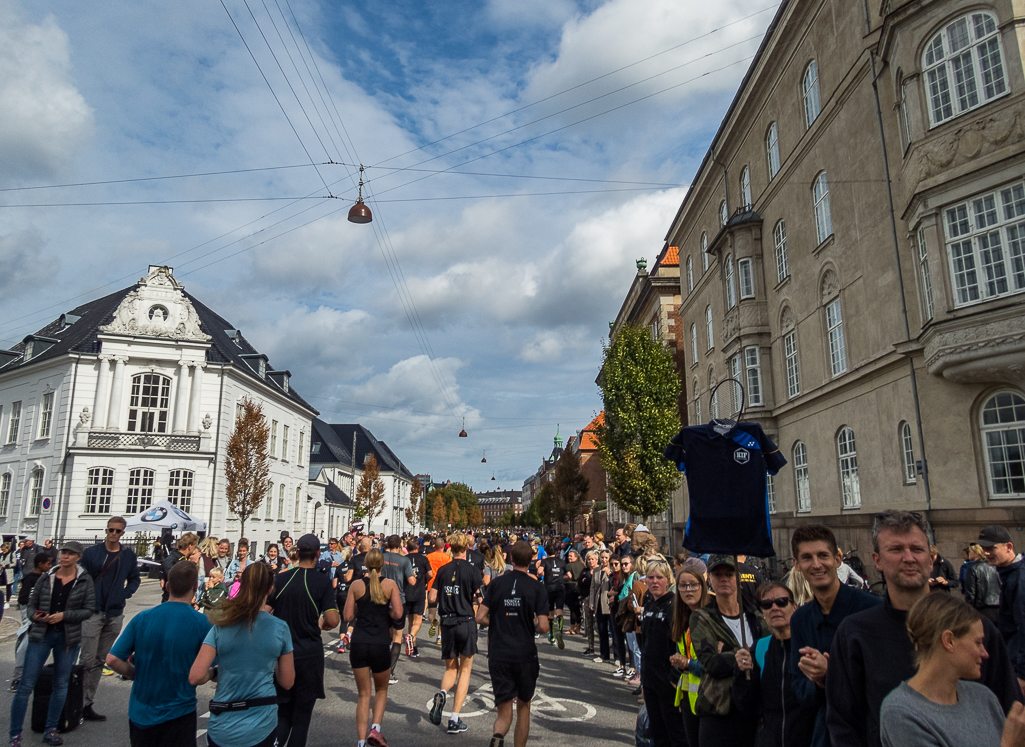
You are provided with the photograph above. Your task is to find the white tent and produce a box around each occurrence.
[124,500,207,533]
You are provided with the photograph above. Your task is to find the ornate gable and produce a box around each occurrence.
[100,265,211,341]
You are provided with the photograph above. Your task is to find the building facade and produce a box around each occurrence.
[666,0,1025,569]
[476,489,522,524]
[0,266,315,550]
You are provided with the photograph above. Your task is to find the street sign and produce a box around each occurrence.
[41,497,52,514]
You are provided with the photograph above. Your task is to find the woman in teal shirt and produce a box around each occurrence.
[190,563,294,747]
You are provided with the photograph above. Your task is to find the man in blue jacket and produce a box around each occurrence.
[79,516,141,722]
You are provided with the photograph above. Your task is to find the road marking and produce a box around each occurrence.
[422,683,595,722]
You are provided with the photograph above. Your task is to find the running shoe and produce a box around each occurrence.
[435,635,442,646]
[412,646,420,658]
[41,729,63,746]
[489,736,504,747]
[404,633,415,657]
[7,679,18,693]
[102,666,115,676]
[612,667,625,677]
[388,675,399,685]
[547,632,554,644]
[446,719,468,734]
[8,735,20,747]
[428,619,438,639]
[430,691,447,725]
[367,728,388,747]
[593,657,605,663]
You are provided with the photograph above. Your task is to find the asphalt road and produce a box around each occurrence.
[0,580,641,746]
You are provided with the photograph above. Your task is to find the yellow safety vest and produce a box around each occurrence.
[674,631,701,713]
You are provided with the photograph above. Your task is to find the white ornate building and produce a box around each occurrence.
[0,265,316,550]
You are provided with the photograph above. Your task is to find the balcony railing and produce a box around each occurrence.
[86,431,201,452]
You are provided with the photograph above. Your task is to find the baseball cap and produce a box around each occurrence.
[60,540,84,555]
[706,554,737,572]
[296,533,321,553]
[978,525,1012,547]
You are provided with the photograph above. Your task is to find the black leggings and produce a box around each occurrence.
[596,612,612,660]
[566,588,582,626]
[276,692,316,747]
[682,700,700,747]
[643,683,686,747]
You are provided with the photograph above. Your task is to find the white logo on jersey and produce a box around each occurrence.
[734,448,750,464]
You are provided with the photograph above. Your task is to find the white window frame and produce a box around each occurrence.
[803,60,821,127]
[794,442,811,512]
[720,200,728,227]
[923,12,1007,128]
[265,487,274,519]
[813,172,833,244]
[729,354,741,382]
[38,392,54,440]
[740,167,752,209]
[701,233,709,271]
[86,467,114,514]
[690,324,698,364]
[693,379,701,424]
[837,427,861,509]
[725,254,737,309]
[686,256,694,292]
[766,473,776,514]
[282,424,289,461]
[705,306,714,351]
[127,467,155,515]
[7,402,21,445]
[899,80,913,149]
[127,374,171,434]
[766,123,780,179]
[0,473,10,516]
[28,468,43,517]
[944,182,1025,307]
[270,420,278,458]
[295,485,302,522]
[784,331,800,399]
[774,220,789,284]
[278,484,285,520]
[298,430,304,466]
[901,422,917,484]
[980,390,1025,498]
[738,258,755,299]
[745,347,763,406]
[917,228,935,320]
[168,469,194,513]
[826,298,848,376]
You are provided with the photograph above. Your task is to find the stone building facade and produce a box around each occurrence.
[667,0,1025,572]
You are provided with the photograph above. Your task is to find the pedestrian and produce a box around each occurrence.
[928,544,959,594]
[106,561,212,747]
[78,515,141,722]
[978,525,1025,687]
[636,555,684,747]
[590,549,614,664]
[215,539,233,572]
[607,555,628,674]
[880,593,1025,747]
[161,533,198,603]
[618,553,647,688]
[189,563,295,747]
[0,543,14,605]
[429,533,483,734]
[11,541,24,600]
[198,538,220,576]
[537,540,568,649]
[564,549,584,636]
[669,565,709,747]
[225,539,251,591]
[320,538,344,586]
[425,536,450,644]
[476,540,549,747]
[280,537,295,571]
[199,568,229,614]
[963,542,1001,623]
[688,555,767,747]
[402,539,431,659]
[788,524,880,747]
[482,544,508,588]
[380,536,416,684]
[9,553,54,693]
[343,548,403,747]
[579,550,599,657]
[733,582,816,747]
[827,511,1022,747]
[269,534,340,747]
[735,554,766,615]
[17,540,39,590]
[614,525,634,558]
[9,541,95,747]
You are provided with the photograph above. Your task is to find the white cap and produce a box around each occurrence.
[634,524,649,532]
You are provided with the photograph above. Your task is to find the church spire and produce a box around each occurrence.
[554,424,562,449]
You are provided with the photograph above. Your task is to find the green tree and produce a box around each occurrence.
[596,323,682,519]
[448,499,461,529]
[224,397,271,540]
[553,449,590,534]
[354,454,387,525]
[521,500,541,528]
[405,477,424,530]
[533,483,559,529]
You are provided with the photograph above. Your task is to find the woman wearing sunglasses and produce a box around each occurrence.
[670,565,709,747]
[734,582,816,747]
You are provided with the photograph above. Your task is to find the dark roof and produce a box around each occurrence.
[310,418,414,480]
[0,282,316,414]
[325,480,352,507]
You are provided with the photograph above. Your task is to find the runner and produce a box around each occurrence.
[537,541,568,649]
[428,533,483,734]
[476,540,549,747]
[269,534,340,747]
[426,537,450,645]
[340,536,373,654]
[403,539,432,659]
[343,549,404,747]
[381,536,416,685]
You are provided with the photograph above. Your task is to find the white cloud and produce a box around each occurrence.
[0,230,57,301]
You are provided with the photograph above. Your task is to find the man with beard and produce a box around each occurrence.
[826,511,1022,747]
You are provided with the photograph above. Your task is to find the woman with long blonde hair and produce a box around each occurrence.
[343,548,403,747]
[189,562,294,747]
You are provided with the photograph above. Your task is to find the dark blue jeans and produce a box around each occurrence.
[9,629,79,737]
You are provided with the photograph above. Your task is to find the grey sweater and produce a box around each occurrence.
[880,681,1004,747]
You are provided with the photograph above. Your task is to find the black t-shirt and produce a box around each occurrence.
[466,549,485,573]
[349,552,368,584]
[436,558,483,625]
[482,570,549,662]
[336,558,352,596]
[406,553,431,603]
[270,567,337,661]
[49,574,74,633]
[539,556,567,591]
[737,561,765,616]
[664,422,786,557]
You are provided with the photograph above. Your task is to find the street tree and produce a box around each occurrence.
[553,448,590,534]
[533,483,559,529]
[431,492,446,529]
[448,499,461,529]
[405,477,424,530]
[521,500,541,529]
[224,397,271,540]
[355,454,387,526]
[596,323,682,520]
[468,506,483,528]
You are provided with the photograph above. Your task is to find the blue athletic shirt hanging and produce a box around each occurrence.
[664,422,786,557]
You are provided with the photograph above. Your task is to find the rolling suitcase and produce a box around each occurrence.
[31,663,84,733]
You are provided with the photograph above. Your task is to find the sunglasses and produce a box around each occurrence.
[758,596,792,610]
[106,527,125,534]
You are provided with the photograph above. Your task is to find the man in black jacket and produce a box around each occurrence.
[79,516,141,721]
[826,511,1022,747]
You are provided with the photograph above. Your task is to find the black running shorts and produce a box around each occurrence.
[441,619,478,660]
[488,657,540,704]
[546,587,565,611]
[349,642,391,673]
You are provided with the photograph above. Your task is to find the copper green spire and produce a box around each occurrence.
[554,424,562,449]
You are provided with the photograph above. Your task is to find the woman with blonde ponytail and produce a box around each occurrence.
[343,548,403,747]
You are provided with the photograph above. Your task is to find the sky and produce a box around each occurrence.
[0,0,778,491]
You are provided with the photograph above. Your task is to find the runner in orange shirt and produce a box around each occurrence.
[426,536,452,644]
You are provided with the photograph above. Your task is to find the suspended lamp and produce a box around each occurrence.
[481,450,487,463]
[491,473,496,481]
[347,165,373,224]
[458,417,468,438]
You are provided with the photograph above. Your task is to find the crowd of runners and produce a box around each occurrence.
[9,513,1025,747]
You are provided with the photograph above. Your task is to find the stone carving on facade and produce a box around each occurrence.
[780,305,795,332]
[202,414,212,430]
[723,308,740,342]
[820,269,839,303]
[924,314,1025,385]
[100,265,211,342]
[79,407,91,426]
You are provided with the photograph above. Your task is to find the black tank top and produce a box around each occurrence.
[351,578,392,645]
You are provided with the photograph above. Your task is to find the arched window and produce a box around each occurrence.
[766,122,780,179]
[295,485,302,522]
[813,172,832,244]
[725,254,737,308]
[709,370,719,419]
[127,468,154,514]
[774,221,790,284]
[803,61,821,127]
[693,378,701,424]
[86,467,114,514]
[923,12,1006,127]
[719,200,729,227]
[837,427,861,508]
[826,297,847,376]
[794,442,811,512]
[278,484,285,520]
[168,469,194,512]
[900,422,917,483]
[701,233,709,271]
[740,167,752,209]
[0,472,9,515]
[690,324,698,364]
[981,391,1025,496]
[738,258,755,299]
[705,306,714,350]
[128,373,171,433]
[28,468,44,516]
[686,256,694,292]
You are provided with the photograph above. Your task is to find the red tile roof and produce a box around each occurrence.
[662,246,679,267]
[580,411,603,450]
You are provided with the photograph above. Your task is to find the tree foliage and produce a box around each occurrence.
[468,505,483,527]
[405,477,424,529]
[553,449,590,534]
[533,483,559,528]
[520,500,541,528]
[354,454,387,526]
[431,492,446,529]
[596,323,682,518]
[224,397,272,540]
[448,499,461,528]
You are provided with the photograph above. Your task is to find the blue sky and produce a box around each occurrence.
[0,0,777,490]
